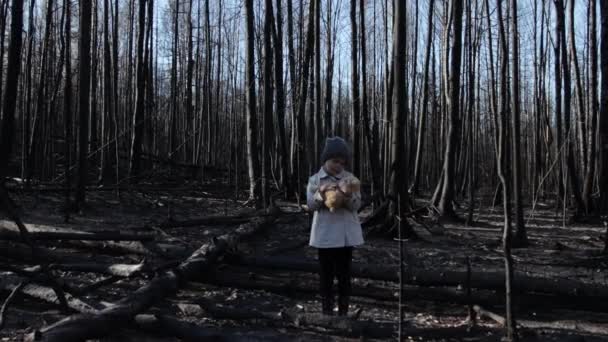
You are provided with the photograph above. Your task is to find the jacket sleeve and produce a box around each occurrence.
[343,189,362,212]
[306,176,324,211]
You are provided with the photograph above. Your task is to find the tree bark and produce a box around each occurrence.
[555,0,584,216]
[76,0,93,207]
[600,0,608,214]
[511,0,527,245]
[262,0,275,207]
[350,0,360,174]
[245,0,260,205]
[583,0,598,213]
[385,0,409,227]
[496,0,517,338]
[128,0,147,180]
[0,0,24,174]
[436,0,464,220]
[411,0,435,195]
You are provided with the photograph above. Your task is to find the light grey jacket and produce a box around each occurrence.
[306,167,364,248]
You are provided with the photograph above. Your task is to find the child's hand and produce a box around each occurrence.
[338,182,351,197]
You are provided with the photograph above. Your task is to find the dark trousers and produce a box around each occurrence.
[318,247,353,307]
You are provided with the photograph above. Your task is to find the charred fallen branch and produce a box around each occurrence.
[226,255,608,301]
[473,305,608,335]
[25,208,279,342]
[0,229,155,242]
[0,274,101,314]
[160,210,272,229]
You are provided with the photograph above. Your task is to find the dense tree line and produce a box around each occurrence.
[0,0,605,230]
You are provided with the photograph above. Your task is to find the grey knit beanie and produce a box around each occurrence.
[320,136,351,164]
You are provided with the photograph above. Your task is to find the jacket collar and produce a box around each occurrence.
[319,167,346,180]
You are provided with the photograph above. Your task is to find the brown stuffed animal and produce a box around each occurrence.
[323,186,345,212]
[338,176,361,196]
[322,176,360,212]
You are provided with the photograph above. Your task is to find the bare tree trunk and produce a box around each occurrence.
[324,0,334,137]
[554,0,565,204]
[186,0,194,164]
[30,0,55,180]
[245,0,260,204]
[384,0,413,238]
[555,0,584,216]
[0,0,24,174]
[350,0,360,175]
[496,0,517,338]
[63,0,73,220]
[359,0,379,194]
[262,0,275,207]
[465,0,475,225]
[511,0,527,245]
[294,0,315,194]
[411,0,435,195]
[169,0,179,167]
[76,0,92,207]
[436,0,463,220]
[272,0,290,195]
[128,0,146,180]
[90,0,99,162]
[313,0,321,166]
[99,0,112,183]
[0,0,8,109]
[600,0,608,217]
[569,0,587,175]
[583,0,598,213]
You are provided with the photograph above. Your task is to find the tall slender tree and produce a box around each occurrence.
[436,0,464,220]
[128,0,147,179]
[600,0,608,217]
[583,0,598,213]
[497,0,517,338]
[0,0,24,173]
[272,0,290,194]
[77,0,93,207]
[63,0,73,219]
[350,0,360,175]
[411,0,435,195]
[245,0,260,204]
[384,0,414,237]
[511,0,527,245]
[262,0,275,207]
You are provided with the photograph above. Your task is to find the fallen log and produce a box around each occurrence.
[161,210,271,229]
[0,186,69,310]
[202,267,607,313]
[0,229,155,242]
[0,274,102,314]
[473,305,608,336]
[196,298,395,339]
[60,240,189,259]
[133,314,243,341]
[135,309,488,341]
[0,241,117,264]
[26,209,279,342]
[47,260,147,277]
[228,255,608,299]
[280,311,395,339]
[0,281,24,331]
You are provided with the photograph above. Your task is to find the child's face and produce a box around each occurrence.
[324,158,346,175]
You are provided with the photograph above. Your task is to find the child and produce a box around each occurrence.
[306,136,364,316]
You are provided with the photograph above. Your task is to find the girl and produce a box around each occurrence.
[306,137,363,316]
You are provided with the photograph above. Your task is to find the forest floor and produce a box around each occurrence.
[0,177,607,341]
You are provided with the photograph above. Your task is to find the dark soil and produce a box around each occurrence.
[1,181,607,341]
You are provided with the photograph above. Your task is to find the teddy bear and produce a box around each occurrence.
[322,176,361,212]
